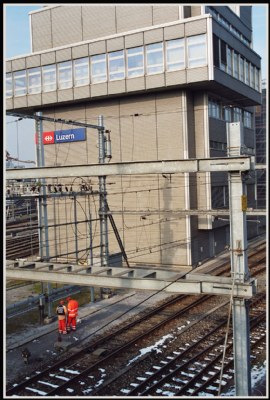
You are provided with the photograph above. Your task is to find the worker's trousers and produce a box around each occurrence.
[58,319,67,334]
[67,315,77,331]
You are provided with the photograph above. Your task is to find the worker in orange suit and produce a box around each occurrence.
[56,299,67,335]
[66,296,79,332]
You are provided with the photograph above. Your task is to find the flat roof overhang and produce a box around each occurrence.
[5,78,261,115]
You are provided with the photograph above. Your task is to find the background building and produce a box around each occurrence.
[255,79,267,234]
[5,5,262,268]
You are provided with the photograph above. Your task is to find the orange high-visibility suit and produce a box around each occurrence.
[67,299,79,331]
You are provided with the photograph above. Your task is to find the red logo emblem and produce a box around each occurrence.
[43,132,55,145]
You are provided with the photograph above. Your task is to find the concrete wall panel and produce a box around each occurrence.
[42,92,58,104]
[13,96,27,109]
[82,6,116,41]
[191,6,202,17]
[116,6,153,33]
[89,41,106,56]
[6,61,12,73]
[164,24,184,40]
[74,86,90,100]
[108,80,126,95]
[91,83,108,97]
[126,77,145,92]
[125,33,144,49]
[185,18,207,36]
[6,98,13,110]
[12,58,26,71]
[107,37,124,52]
[146,74,165,89]
[153,5,179,25]
[41,52,56,66]
[72,44,89,59]
[27,94,42,107]
[56,48,72,63]
[52,6,82,47]
[187,67,208,83]
[57,89,74,102]
[26,55,41,68]
[31,9,52,52]
[144,28,164,45]
[165,70,186,86]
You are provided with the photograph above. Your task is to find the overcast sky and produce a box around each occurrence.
[4,4,268,164]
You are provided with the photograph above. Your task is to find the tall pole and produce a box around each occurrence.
[73,194,78,262]
[227,121,251,395]
[98,115,109,267]
[35,111,52,318]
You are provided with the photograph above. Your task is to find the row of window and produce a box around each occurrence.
[209,98,253,128]
[6,34,207,97]
[213,35,260,91]
[207,6,251,47]
[211,185,229,209]
[210,140,227,151]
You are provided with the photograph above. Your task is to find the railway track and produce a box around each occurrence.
[6,292,265,397]
[97,302,266,396]
[115,296,265,397]
[5,240,266,396]
[7,284,265,396]
[6,233,39,259]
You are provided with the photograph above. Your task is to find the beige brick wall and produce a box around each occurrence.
[42,91,193,266]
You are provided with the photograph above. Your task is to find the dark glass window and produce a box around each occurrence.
[213,35,219,67]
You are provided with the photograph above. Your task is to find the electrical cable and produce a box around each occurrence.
[217,271,236,396]
[72,263,194,348]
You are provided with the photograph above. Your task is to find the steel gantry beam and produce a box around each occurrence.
[6,156,253,180]
[5,260,256,299]
[6,111,104,131]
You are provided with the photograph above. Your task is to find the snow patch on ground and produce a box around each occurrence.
[127,333,174,365]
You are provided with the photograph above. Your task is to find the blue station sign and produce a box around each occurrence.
[42,128,86,145]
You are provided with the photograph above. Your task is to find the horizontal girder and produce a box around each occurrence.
[6,260,256,299]
[5,157,253,180]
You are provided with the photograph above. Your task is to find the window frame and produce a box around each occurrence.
[166,38,185,72]
[239,56,244,82]
[126,46,144,78]
[42,64,57,93]
[187,34,207,68]
[58,60,73,90]
[6,73,13,97]
[244,60,250,85]
[108,50,125,81]
[146,42,164,75]
[74,57,89,87]
[211,185,229,209]
[233,51,239,79]
[250,64,255,88]
[209,98,221,119]
[243,110,252,128]
[220,40,227,71]
[91,54,107,84]
[14,70,27,97]
[28,67,41,94]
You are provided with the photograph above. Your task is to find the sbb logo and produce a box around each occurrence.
[43,132,55,145]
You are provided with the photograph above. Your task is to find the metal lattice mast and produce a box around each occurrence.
[227,121,251,396]
[98,115,109,267]
[35,111,52,318]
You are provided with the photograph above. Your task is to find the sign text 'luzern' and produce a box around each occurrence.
[41,128,86,145]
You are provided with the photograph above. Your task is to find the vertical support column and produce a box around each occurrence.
[227,121,251,396]
[35,112,52,318]
[73,194,78,262]
[98,115,109,267]
[181,91,192,266]
[232,298,251,395]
